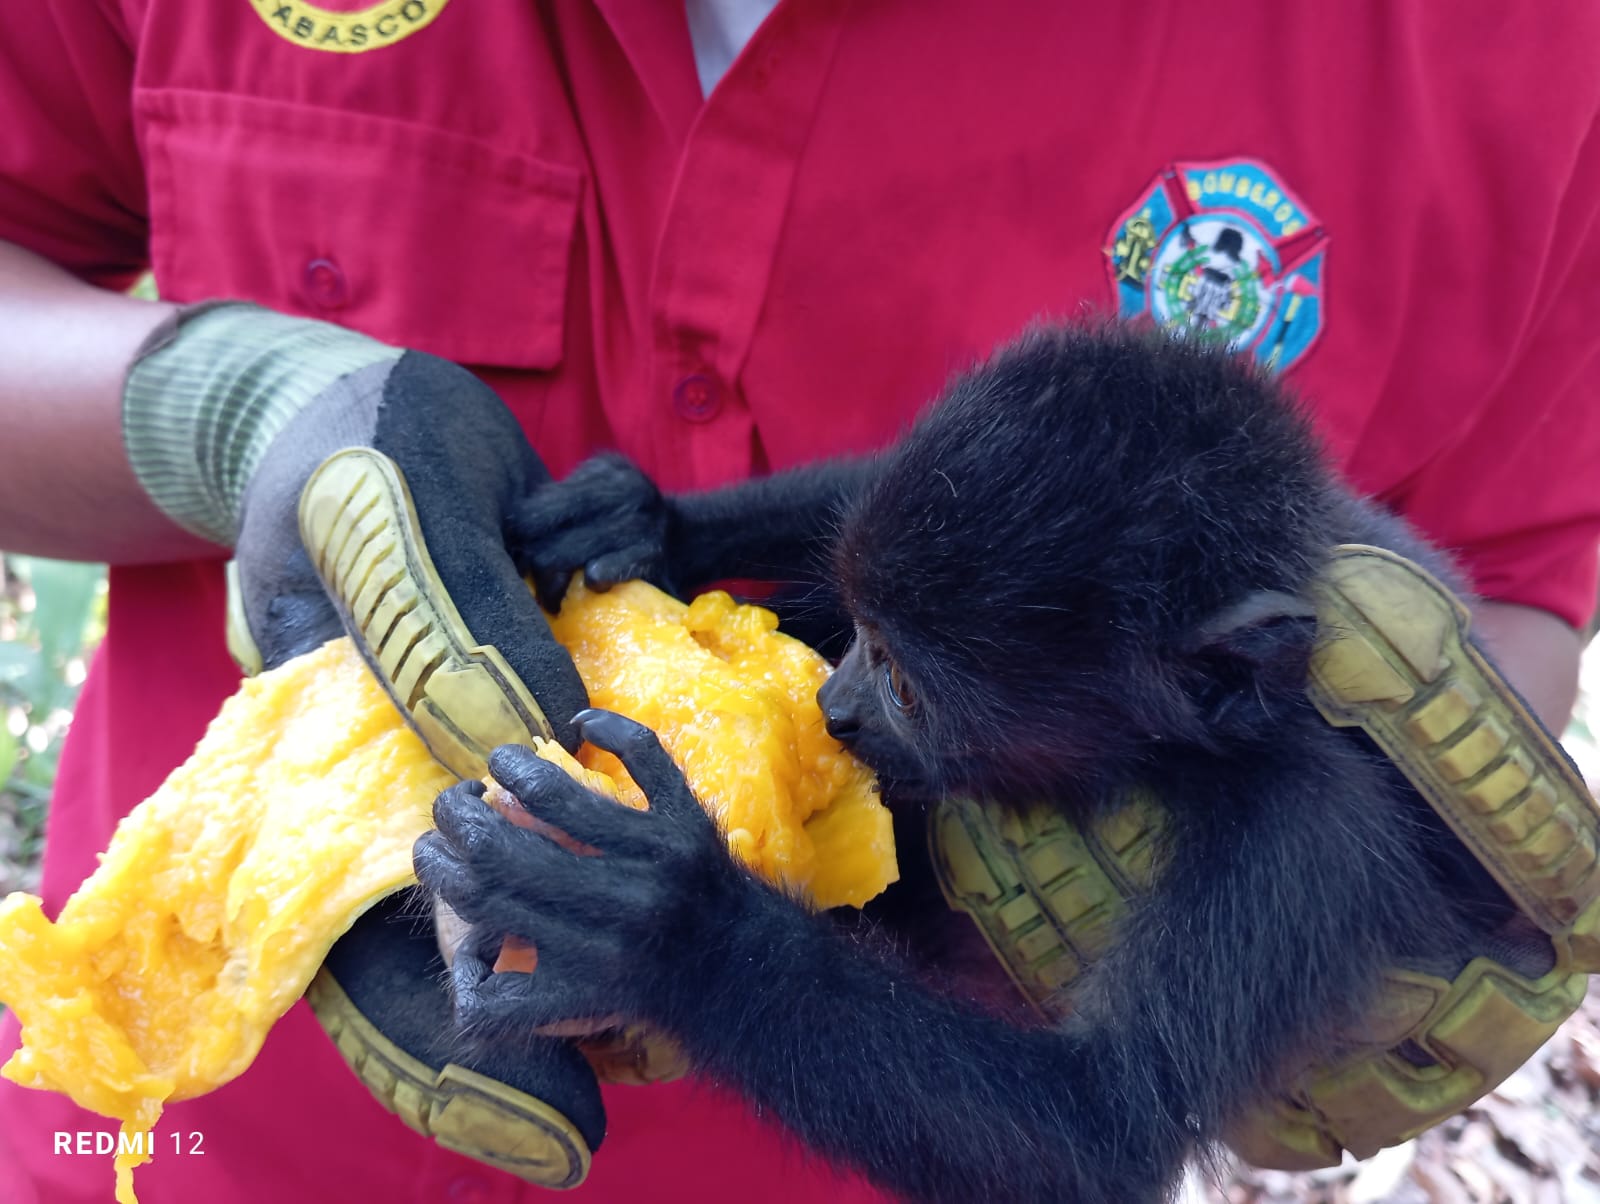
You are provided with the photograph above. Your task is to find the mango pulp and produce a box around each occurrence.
[0,581,895,1202]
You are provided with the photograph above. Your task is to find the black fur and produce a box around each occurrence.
[425,323,1520,1204]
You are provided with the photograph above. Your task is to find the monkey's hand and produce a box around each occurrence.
[512,453,883,615]
[414,709,754,1034]
[510,454,675,612]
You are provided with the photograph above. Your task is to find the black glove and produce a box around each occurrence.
[124,307,603,1186]
[236,350,588,760]
[248,353,612,1184]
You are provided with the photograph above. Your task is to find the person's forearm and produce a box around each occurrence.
[0,240,218,562]
[1471,599,1583,734]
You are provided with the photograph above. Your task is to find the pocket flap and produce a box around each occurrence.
[138,88,581,369]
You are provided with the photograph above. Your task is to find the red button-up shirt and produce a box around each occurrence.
[3,3,1599,1202]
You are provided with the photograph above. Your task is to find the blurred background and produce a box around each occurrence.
[2,552,1596,1203]
[0,554,104,898]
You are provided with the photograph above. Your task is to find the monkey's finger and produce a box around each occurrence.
[431,781,525,859]
[487,745,662,858]
[507,482,609,547]
[584,544,667,592]
[514,454,642,532]
[571,709,705,824]
[524,523,649,610]
[448,924,502,996]
[512,943,632,1021]
[468,835,671,932]
[530,565,575,613]
[459,976,569,1032]
[454,964,544,1032]
[414,862,565,951]
[429,808,577,903]
[428,816,663,933]
[420,799,582,926]
[462,922,506,967]
[504,978,619,1032]
[413,831,483,915]
[521,525,625,575]
[529,861,667,928]
[457,930,630,1031]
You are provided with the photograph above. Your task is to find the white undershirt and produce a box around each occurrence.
[685,0,781,96]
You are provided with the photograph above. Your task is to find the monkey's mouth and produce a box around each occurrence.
[868,766,929,799]
[838,740,932,801]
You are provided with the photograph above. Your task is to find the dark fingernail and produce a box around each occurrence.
[533,574,568,610]
[573,709,632,741]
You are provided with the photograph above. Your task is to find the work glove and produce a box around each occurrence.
[123,302,604,1187]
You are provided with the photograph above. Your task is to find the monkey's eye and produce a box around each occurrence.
[883,661,915,713]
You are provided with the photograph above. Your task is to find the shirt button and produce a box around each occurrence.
[303,256,350,310]
[672,373,723,422]
[446,1176,491,1203]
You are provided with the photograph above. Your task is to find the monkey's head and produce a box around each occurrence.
[823,323,1340,808]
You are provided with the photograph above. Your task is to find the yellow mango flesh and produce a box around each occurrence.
[0,639,449,1201]
[0,581,894,1202]
[547,582,895,908]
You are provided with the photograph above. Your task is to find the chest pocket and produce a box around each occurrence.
[136,88,581,369]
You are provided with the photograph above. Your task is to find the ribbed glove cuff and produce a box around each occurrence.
[122,302,401,544]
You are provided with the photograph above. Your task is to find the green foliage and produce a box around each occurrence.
[0,554,107,894]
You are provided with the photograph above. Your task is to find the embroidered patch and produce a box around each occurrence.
[1105,158,1327,374]
[248,0,450,53]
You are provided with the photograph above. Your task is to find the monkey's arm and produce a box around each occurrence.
[415,712,1449,1204]
[669,457,877,587]
[510,453,877,608]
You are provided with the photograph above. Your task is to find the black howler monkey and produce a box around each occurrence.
[414,324,1529,1203]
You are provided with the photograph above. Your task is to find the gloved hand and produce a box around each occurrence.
[123,302,604,1187]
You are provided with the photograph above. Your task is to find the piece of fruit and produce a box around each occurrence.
[546,582,895,908]
[0,581,894,1202]
[0,638,449,1202]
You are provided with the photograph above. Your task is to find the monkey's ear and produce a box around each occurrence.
[1187,590,1320,738]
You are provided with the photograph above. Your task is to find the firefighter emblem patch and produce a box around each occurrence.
[1106,159,1327,373]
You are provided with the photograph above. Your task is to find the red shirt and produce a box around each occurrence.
[3,3,1599,1201]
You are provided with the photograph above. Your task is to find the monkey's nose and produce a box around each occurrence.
[823,710,861,744]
